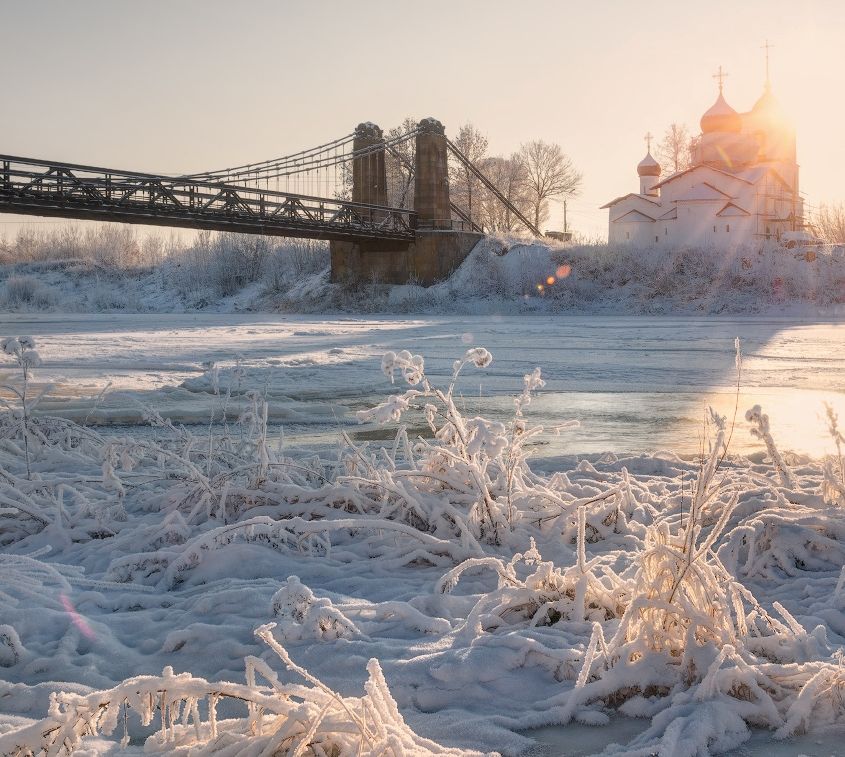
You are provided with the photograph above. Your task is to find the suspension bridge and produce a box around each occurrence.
[0,118,539,284]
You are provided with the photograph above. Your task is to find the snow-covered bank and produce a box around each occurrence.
[1,338,845,755]
[1,235,843,315]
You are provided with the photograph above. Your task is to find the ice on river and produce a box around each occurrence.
[1,312,844,457]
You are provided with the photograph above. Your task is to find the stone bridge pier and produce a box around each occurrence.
[330,118,482,286]
[351,122,387,209]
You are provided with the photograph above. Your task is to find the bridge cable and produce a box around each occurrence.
[188,128,419,186]
[182,132,355,180]
[446,139,540,236]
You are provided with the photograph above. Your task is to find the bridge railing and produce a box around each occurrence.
[416,218,480,233]
[0,155,417,243]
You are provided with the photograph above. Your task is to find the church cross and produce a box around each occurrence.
[712,65,728,93]
[644,131,653,152]
[762,39,775,85]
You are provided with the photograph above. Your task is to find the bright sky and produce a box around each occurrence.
[1,0,843,241]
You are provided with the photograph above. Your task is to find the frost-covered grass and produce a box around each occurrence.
[0,623,484,756]
[1,337,845,754]
[0,230,328,313]
[1,226,844,314]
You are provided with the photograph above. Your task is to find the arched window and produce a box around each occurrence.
[726,224,730,232]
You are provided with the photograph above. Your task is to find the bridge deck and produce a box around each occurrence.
[0,155,416,243]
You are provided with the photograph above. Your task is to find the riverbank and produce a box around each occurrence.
[1,235,843,317]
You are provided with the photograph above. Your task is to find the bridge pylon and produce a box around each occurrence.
[330,118,482,286]
[414,117,450,229]
[351,122,387,208]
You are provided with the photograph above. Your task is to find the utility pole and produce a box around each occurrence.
[563,198,568,233]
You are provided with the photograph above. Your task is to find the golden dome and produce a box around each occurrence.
[700,92,742,133]
[751,84,784,119]
[637,151,661,177]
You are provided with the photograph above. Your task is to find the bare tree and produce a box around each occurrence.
[385,117,417,209]
[477,154,532,232]
[335,162,352,202]
[814,203,845,242]
[449,123,489,227]
[656,123,697,173]
[519,140,582,231]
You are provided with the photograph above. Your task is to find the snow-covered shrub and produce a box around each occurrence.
[608,504,744,662]
[554,466,656,546]
[0,624,24,667]
[0,623,488,756]
[821,402,845,506]
[720,504,845,579]
[352,347,575,546]
[87,281,143,311]
[2,275,56,309]
[83,224,143,268]
[0,337,143,544]
[161,233,330,304]
[519,416,845,754]
[265,239,329,291]
[438,526,628,638]
[1,335,43,479]
[746,403,794,487]
[775,659,845,737]
[270,575,361,641]
[589,412,757,664]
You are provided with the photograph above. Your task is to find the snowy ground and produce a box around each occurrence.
[0,313,844,756]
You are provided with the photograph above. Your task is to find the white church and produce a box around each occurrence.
[602,65,802,250]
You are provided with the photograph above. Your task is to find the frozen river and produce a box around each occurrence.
[1,312,843,458]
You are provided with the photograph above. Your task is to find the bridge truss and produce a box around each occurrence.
[0,155,416,243]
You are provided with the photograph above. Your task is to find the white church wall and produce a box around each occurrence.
[612,219,658,247]
[715,215,755,248]
[614,214,756,250]
[672,203,719,248]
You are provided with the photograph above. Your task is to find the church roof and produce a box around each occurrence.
[600,192,662,209]
[733,165,792,190]
[672,182,734,202]
[651,164,754,191]
[658,207,678,220]
[716,202,751,217]
[612,209,656,223]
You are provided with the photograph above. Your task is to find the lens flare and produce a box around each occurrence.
[715,144,733,169]
[556,264,572,279]
[546,276,555,286]
[60,593,96,640]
